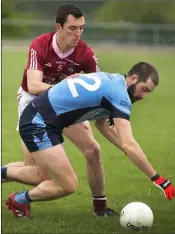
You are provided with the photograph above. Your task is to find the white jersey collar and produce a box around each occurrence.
[52,33,74,59]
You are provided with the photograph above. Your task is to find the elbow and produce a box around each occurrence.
[27,83,38,95]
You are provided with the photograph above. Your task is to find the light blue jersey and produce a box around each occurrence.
[19,72,132,152]
[23,72,131,129]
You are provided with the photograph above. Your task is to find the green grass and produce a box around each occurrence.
[2,47,175,233]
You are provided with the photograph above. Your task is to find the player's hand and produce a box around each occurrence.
[151,173,175,200]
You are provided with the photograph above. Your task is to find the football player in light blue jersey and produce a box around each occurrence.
[30,72,131,130]
[2,62,175,218]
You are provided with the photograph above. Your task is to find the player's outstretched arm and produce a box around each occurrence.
[113,118,156,177]
[27,70,53,95]
[113,118,175,200]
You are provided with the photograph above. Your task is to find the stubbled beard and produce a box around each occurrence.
[127,83,139,104]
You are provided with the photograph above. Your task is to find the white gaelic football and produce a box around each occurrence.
[119,202,154,230]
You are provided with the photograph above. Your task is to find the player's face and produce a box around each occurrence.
[57,15,85,48]
[128,78,156,103]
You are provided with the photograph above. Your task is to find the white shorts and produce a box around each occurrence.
[16,87,36,130]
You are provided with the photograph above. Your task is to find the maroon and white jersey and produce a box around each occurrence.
[21,32,99,92]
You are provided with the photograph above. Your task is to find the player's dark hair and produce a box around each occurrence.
[56,4,83,27]
[127,62,159,86]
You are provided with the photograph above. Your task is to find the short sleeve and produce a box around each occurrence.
[26,38,44,71]
[102,88,131,120]
[110,97,131,119]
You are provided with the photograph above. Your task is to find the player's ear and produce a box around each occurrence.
[130,74,138,84]
[55,23,62,31]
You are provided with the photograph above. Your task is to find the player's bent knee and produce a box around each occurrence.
[64,181,78,195]
[57,173,78,196]
[64,174,78,194]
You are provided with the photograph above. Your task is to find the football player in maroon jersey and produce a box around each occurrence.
[4,4,117,216]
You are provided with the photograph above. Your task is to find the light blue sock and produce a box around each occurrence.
[14,191,30,204]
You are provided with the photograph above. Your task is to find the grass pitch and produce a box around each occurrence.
[2,46,175,233]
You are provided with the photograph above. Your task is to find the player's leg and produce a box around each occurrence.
[4,144,78,218]
[4,124,78,218]
[27,145,78,201]
[64,121,104,196]
[5,144,78,198]
[63,121,117,216]
[2,165,44,186]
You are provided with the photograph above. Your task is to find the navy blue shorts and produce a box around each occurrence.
[19,103,64,153]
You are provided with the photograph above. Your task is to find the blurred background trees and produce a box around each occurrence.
[95,1,175,24]
[2,0,36,37]
[2,0,175,46]
[3,0,175,24]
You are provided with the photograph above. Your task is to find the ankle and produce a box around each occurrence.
[92,195,107,212]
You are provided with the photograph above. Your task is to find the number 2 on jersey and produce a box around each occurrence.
[67,74,101,97]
